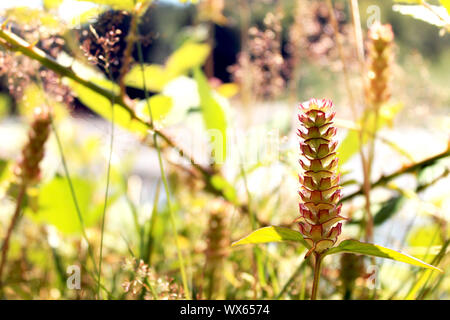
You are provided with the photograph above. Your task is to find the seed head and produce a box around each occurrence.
[14,106,51,186]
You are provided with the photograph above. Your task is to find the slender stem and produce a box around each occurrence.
[234,130,266,294]
[50,116,101,283]
[346,0,375,243]
[311,253,323,300]
[340,148,450,203]
[134,12,190,298]
[276,258,307,299]
[97,74,116,299]
[0,184,26,293]
[118,12,138,100]
[365,104,381,242]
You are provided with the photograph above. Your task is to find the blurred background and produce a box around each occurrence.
[0,0,449,300]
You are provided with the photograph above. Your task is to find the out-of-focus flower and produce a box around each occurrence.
[122,258,185,300]
[229,12,284,101]
[14,106,51,186]
[365,23,394,109]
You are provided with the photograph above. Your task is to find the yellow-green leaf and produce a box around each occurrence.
[337,102,403,164]
[0,93,11,120]
[325,239,442,272]
[166,42,210,77]
[193,67,227,164]
[125,64,170,92]
[43,0,64,10]
[125,42,210,93]
[30,176,97,234]
[232,226,310,248]
[136,94,173,123]
[217,83,239,98]
[75,0,145,10]
[69,78,148,135]
[210,174,237,204]
[440,0,450,14]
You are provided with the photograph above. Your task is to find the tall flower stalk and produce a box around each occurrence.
[365,23,394,171]
[233,99,442,300]
[296,98,345,299]
[0,106,51,291]
[365,23,394,111]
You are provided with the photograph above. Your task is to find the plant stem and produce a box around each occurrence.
[0,184,26,292]
[340,147,450,203]
[97,75,116,299]
[134,13,190,298]
[311,253,323,300]
[276,258,307,299]
[326,0,374,241]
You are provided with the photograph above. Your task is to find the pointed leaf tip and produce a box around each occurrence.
[325,239,442,272]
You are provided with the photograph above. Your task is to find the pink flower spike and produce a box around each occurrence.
[295,98,344,255]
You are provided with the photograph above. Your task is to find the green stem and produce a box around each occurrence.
[311,253,323,300]
[97,74,116,299]
[134,15,190,298]
[50,116,99,275]
[340,148,450,203]
[276,258,307,299]
[234,131,266,291]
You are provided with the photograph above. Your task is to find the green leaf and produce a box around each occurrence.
[0,158,8,179]
[373,196,404,226]
[210,174,237,204]
[125,64,170,92]
[232,226,310,248]
[441,0,450,14]
[325,240,442,272]
[30,176,99,234]
[166,42,210,77]
[136,94,173,123]
[407,224,443,249]
[337,102,403,165]
[69,78,149,135]
[43,0,64,10]
[0,93,11,120]
[404,239,449,300]
[193,67,227,164]
[75,0,147,10]
[125,42,210,92]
